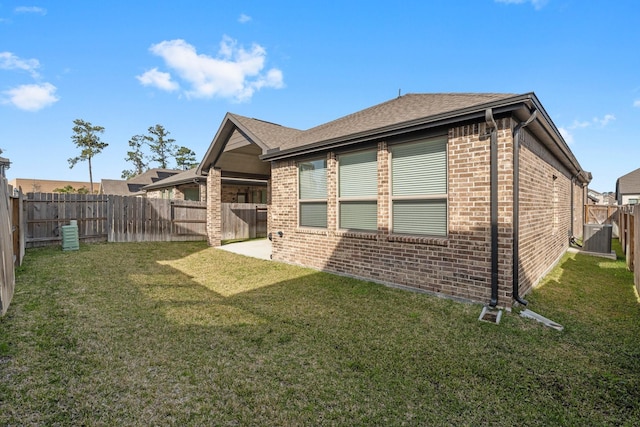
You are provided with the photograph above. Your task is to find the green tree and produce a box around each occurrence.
[68,119,108,194]
[122,134,149,179]
[174,146,197,170]
[53,185,76,193]
[52,185,91,194]
[145,124,175,169]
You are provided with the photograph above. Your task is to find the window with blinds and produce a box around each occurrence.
[299,158,327,228]
[338,149,377,231]
[390,137,447,236]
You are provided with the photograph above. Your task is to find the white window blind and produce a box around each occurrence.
[339,150,377,231]
[299,159,327,228]
[391,137,447,236]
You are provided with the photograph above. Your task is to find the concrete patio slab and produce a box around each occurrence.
[217,238,272,261]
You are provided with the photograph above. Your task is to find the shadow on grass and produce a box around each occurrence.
[1,239,639,426]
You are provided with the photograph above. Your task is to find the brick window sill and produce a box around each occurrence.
[388,234,448,247]
[295,228,328,236]
[335,230,378,241]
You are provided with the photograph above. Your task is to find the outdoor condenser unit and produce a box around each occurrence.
[582,223,612,254]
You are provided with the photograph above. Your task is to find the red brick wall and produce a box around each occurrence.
[517,127,583,295]
[270,119,515,306]
[233,117,584,308]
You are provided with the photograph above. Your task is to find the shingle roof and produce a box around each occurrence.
[143,168,204,191]
[100,168,181,195]
[198,92,589,185]
[616,167,640,194]
[278,93,516,150]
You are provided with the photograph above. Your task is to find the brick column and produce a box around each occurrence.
[327,152,337,232]
[206,166,222,246]
[266,171,272,235]
[378,141,390,234]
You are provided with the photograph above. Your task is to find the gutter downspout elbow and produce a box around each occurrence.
[512,109,537,307]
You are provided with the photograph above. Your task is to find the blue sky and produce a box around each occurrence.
[1,0,638,192]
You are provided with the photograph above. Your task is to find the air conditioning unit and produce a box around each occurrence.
[582,224,612,254]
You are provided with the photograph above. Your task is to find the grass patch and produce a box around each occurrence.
[1,240,639,425]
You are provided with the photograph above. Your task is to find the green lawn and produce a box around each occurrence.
[1,240,639,426]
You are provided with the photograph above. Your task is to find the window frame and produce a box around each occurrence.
[298,157,328,228]
[337,148,378,232]
[389,135,448,237]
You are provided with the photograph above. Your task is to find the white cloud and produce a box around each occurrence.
[0,51,40,78]
[593,114,615,127]
[565,114,616,131]
[14,6,47,15]
[495,0,548,10]
[141,37,284,102]
[136,67,179,91]
[2,82,58,111]
[560,113,616,144]
[633,100,640,108]
[238,14,252,23]
[558,127,574,145]
[568,119,590,129]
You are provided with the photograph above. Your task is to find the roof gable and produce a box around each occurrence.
[616,167,640,194]
[197,113,302,175]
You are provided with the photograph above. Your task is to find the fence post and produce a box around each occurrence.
[627,207,635,271]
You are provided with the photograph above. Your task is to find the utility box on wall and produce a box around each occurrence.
[583,224,612,254]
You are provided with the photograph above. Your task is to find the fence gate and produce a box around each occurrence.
[585,205,620,238]
[221,203,268,241]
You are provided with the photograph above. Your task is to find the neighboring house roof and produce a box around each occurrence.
[198,92,590,185]
[9,178,93,193]
[100,169,181,195]
[616,167,640,196]
[143,168,204,191]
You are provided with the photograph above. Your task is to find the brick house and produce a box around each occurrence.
[198,93,590,308]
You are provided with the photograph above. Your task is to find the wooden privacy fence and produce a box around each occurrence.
[618,205,640,295]
[221,203,268,241]
[24,193,207,246]
[108,196,207,243]
[25,193,109,247]
[585,204,620,238]
[0,176,16,315]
